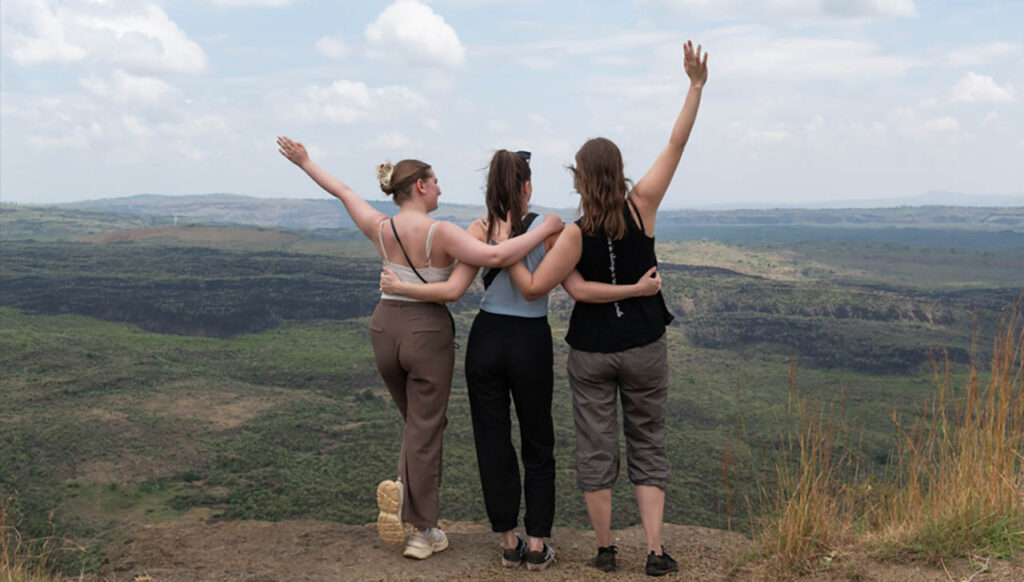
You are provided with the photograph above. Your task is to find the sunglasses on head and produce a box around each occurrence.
[515,150,531,163]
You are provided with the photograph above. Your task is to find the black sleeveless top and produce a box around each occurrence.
[565,199,674,353]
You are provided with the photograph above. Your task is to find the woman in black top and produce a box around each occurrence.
[507,40,708,576]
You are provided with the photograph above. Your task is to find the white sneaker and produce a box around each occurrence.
[376,478,406,547]
[403,527,449,559]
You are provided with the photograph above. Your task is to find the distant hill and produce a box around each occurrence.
[61,194,579,230]
[55,194,1024,232]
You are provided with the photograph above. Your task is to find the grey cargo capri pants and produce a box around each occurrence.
[567,333,670,491]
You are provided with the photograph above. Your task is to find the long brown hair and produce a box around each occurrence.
[570,137,632,240]
[378,159,433,204]
[484,150,531,242]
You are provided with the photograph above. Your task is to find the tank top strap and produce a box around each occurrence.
[424,221,441,268]
[377,219,390,262]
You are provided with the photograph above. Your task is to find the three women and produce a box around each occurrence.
[279,37,708,576]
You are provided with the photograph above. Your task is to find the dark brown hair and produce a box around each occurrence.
[570,137,632,240]
[484,150,532,242]
[378,159,433,204]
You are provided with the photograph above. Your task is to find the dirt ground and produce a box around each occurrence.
[95,519,1023,582]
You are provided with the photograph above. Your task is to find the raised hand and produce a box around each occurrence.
[277,136,310,167]
[683,40,708,88]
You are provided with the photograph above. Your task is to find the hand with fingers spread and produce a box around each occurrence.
[277,136,310,167]
[683,39,708,88]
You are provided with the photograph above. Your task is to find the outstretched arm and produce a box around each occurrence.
[631,40,708,219]
[441,214,563,268]
[506,224,583,301]
[380,262,479,303]
[562,266,661,303]
[278,136,388,240]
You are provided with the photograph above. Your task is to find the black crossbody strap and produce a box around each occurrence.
[390,218,428,284]
[627,197,645,233]
[483,212,539,290]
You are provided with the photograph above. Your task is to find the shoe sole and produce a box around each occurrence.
[500,557,523,568]
[526,557,555,571]
[403,535,449,559]
[376,480,405,547]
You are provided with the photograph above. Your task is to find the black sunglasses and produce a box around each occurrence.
[515,150,531,163]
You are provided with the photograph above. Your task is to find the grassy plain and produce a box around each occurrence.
[1,202,1021,575]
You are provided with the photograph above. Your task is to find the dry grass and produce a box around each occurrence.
[1,496,89,582]
[876,300,1024,559]
[755,300,1024,576]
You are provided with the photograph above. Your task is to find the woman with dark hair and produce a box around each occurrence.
[504,40,708,576]
[380,149,657,570]
[277,137,563,560]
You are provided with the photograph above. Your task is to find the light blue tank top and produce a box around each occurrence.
[480,216,549,318]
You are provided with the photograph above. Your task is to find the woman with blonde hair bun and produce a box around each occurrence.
[277,137,563,560]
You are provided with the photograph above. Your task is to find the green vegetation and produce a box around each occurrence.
[1,203,1021,576]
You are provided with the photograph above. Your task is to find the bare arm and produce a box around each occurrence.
[441,214,563,268]
[630,41,708,220]
[277,136,388,240]
[506,224,583,301]
[562,266,661,303]
[379,262,479,302]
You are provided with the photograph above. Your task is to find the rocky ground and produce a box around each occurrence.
[94,519,1023,581]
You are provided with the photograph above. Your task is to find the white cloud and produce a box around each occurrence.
[1,0,87,65]
[209,0,294,5]
[365,0,465,67]
[947,42,1021,67]
[951,72,1014,103]
[369,132,412,149]
[649,0,916,20]
[80,69,177,102]
[713,35,917,81]
[922,116,960,132]
[980,111,999,127]
[2,1,209,73]
[423,119,441,132]
[819,0,916,19]
[315,32,349,59]
[295,79,425,124]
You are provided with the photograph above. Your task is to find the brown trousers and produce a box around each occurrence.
[369,300,455,528]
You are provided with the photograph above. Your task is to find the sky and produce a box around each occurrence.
[1,0,1022,210]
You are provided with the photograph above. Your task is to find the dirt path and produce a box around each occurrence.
[99,520,1022,581]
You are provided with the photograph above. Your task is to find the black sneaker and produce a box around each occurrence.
[645,548,678,576]
[588,545,618,572]
[500,533,527,568]
[525,541,556,571]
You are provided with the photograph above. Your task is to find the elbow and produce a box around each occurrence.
[522,290,543,302]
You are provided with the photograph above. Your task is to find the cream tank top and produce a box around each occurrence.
[378,220,456,302]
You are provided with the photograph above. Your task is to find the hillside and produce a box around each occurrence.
[1,203,1021,578]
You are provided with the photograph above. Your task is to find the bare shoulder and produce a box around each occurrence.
[467,218,487,241]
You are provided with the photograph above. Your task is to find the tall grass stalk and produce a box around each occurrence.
[756,361,850,575]
[880,301,1024,558]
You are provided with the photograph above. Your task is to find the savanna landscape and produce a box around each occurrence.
[1,197,1022,581]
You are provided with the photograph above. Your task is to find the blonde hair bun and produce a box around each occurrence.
[376,160,395,195]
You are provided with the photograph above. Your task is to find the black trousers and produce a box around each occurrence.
[465,310,556,537]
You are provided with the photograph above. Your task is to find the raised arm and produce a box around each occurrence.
[562,266,661,303]
[506,224,583,301]
[630,40,708,218]
[440,214,563,268]
[380,262,479,303]
[277,136,388,240]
